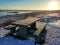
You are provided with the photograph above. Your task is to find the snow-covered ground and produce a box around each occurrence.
[0,36,35,45]
[46,20,60,45]
[0,21,60,45]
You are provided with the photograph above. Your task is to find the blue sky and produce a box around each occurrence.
[0,0,60,10]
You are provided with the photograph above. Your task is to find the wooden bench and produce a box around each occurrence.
[33,23,46,44]
[33,23,46,36]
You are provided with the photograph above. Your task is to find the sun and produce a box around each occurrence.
[48,1,58,10]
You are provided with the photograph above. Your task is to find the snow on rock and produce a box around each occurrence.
[0,27,10,38]
[0,27,35,45]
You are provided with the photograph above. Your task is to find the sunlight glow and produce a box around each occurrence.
[48,1,58,10]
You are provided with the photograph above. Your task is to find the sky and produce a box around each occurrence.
[0,0,60,10]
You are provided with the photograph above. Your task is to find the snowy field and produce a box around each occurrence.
[45,21,60,45]
[0,21,60,45]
